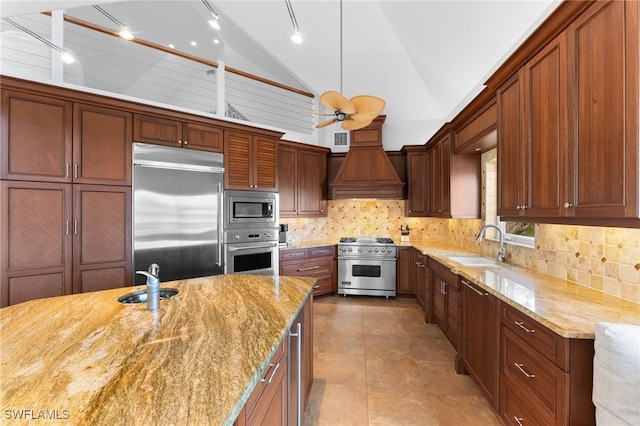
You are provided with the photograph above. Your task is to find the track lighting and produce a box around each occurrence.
[3,17,76,64]
[93,5,134,40]
[202,0,221,31]
[285,0,303,44]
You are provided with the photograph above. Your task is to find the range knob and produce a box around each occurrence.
[358,248,363,253]
[368,248,373,253]
[348,247,352,252]
[381,248,386,253]
[374,248,379,253]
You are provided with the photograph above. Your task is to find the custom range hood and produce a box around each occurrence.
[329,116,405,199]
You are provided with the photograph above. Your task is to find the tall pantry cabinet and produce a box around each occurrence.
[1,84,132,307]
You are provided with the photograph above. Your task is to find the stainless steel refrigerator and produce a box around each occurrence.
[133,143,224,284]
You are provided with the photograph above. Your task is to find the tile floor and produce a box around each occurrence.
[302,295,503,426]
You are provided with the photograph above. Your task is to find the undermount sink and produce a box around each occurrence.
[447,255,501,267]
[118,288,179,304]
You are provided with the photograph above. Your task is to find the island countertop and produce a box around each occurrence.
[0,274,315,425]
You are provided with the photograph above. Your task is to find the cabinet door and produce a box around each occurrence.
[414,250,428,313]
[396,246,413,295]
[432,273,447,331]
[568,0,639,218]
[446,278,460,351]
[254,136,278,191]
[225,130,253,190]
[183,122,223,152]
[523,32,567,217]
[1,181,72,307]
[497,70,525,217]
[427,145,440,215]
[297,148,327,216]
[74,104,132,185]
[278,145,298,216]
[133,114,182,148]
[406,151,428,216]
[73,185,131,293]
[1,90,72,183]
[461,279,499,410]
[440,136,452,217]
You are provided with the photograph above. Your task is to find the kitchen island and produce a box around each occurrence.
[0,274,315,425]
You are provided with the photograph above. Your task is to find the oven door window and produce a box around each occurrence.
[352,264,381,278]
[233,251,273,273]
[233,202,273,218]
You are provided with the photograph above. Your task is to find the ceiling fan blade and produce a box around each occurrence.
[349,95,386,122]
[341,119,373,131]
[316,118,338,128]
[320,91,356,114]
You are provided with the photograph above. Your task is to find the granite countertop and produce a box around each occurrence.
[0,274,315,425]
[280,239,338,250]
[406,241,640,339]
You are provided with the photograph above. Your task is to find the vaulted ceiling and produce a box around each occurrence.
[1,0,560,148]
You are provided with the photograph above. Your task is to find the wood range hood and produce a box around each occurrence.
[329,116,405,199]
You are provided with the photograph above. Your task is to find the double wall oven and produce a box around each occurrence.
[223,190,279,275]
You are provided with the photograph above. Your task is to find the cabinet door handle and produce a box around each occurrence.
[65,221,70,235]
[514,362,535,378]
[178,140,182,145]
[183,140,188,145]
[513,416,524,426]
[74,164,79,178]
[461,280,487,296]
[260,362,280,384]
[297,265,320,272]
[564,202,573,208]
[66,164,70,178]
[514,321,535,334]
[73,220,78,235]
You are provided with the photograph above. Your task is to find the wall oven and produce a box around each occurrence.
[224,190,278,229]
[224,229,279,275]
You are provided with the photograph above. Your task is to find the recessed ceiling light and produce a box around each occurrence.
[213,39,220,44]
[168,44,175,49]
[208,18,220,31]
[291,31,303,44]
[190,41,197,46]
[60,51,76,64]
[118,27,134,41]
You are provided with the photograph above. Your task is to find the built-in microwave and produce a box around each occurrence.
[224,190,278,229]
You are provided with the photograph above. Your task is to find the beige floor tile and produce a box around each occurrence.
[365,356,425,391]
[363,316,406,337]
[314,352,367,386]
[427,393,503,426]
[367,387,440,426]
[318,330,365,355]
[303,381,369,426]
[408,336,457,362]
[416,360,484,396]
[364,334,412,360]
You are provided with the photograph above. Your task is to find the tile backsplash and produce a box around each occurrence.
[283,200,640,304]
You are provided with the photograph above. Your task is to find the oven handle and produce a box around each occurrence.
[228,242,278,252]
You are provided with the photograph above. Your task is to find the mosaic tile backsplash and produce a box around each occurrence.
[283,200,640,304]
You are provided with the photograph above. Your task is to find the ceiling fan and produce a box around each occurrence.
[316,0,385,131]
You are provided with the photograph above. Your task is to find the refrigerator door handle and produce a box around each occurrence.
[216,182,223,268]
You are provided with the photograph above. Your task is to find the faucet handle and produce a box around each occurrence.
[148,263,160,278]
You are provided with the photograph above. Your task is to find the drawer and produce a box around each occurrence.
[244,338,287,424]
[500,371,553,426]
[429,258,458,285]
[281,258,332,277]
[501,303,568,369]
[501,326,568,421]
[309,245,335,258]
[280,249,307,261]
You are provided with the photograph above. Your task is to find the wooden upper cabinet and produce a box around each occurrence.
[133,114,223,153]
[74,104,132,185]
[278,141,328,217]
[454,96,498,154]
[225,130,278,191]
[403,146,428,217]
[498,33,568,218]
[567,0,639,218]
[1,90,72,183]
[428,131,479,218]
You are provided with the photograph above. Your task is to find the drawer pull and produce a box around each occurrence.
[514,321,535,334]
[297,265,320,272]
[513,416,524,426]
[314,285,320,289]
[461,279,488,296]
[261,362,280,384]
[514,362,535,378]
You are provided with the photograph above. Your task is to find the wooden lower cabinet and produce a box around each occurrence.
[0,181,131,307]
[499,302,595,425]
[429,258,460,352]
[280,246,336,297]
[414,249,428,314]
[236,338,289,426]
[396,246,413,296]
[460,278,499,409]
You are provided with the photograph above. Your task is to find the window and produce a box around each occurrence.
[482,148,535,247]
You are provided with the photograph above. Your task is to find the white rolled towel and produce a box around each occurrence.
[593,322,640,425]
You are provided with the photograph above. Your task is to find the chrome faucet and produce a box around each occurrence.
[476,224,505,263]
[135,263,160,311]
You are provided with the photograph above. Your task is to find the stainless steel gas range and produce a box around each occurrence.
[338,237,397,298]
